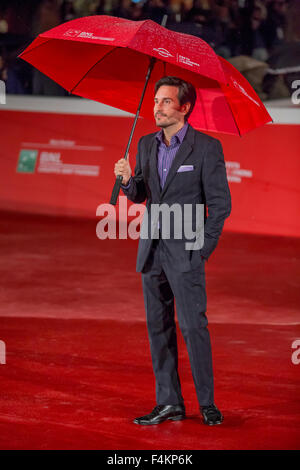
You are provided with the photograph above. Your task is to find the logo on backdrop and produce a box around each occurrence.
[17,150,38,173]
[0,79,6,105]
[225,161,253,183]
[16,140,102,176]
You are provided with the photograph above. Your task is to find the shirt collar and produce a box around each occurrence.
[155,121,189,146]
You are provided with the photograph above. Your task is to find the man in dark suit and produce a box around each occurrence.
[114,76,231,426]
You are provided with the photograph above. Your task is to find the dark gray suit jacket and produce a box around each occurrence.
[122,123,231,272]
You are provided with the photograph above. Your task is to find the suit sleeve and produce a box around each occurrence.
[199,139,231,260]
[120,137,147,204]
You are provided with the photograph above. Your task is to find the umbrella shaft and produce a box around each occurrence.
[123,56,156,160]
[110,56,156,206]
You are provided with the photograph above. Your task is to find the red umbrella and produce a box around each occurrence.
[18,15,272,203]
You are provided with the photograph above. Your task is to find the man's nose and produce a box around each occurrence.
[154,101,163,111]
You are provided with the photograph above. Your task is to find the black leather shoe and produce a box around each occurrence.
[200,404,223,425]
[133,404,185,425]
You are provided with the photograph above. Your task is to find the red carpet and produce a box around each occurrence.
[0,210,299,449]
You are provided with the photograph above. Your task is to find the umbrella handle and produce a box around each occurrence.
[110,174,124,207]
[109,56,156,206]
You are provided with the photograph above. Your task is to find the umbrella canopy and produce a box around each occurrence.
[19,15,272,136]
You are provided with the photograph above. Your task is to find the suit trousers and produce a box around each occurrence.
[141,236,214,407]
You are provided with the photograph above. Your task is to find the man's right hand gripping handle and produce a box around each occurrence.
[114,155,132,186]
[110,155,132,205]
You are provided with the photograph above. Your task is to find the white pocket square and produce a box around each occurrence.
[177,165,194,173]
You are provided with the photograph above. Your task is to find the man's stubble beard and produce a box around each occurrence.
[155,116,173,129]
[156,119,186,129]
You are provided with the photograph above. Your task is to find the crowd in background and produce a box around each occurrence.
[0,0,299,100]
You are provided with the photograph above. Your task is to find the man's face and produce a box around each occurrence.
[154,85,189,128]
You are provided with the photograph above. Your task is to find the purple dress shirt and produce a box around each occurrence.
[121,122,189,190]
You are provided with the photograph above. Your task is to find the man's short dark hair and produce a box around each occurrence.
[154,76,197,122]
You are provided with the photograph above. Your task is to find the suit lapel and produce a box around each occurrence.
[149,137,161,198]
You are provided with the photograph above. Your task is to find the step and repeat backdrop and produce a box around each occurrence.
[0,96,299,237]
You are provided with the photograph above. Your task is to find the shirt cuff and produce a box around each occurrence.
[120,176,132,190]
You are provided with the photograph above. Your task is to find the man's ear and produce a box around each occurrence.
[181,102,191,117]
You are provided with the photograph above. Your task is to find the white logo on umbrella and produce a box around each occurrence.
[78,32,115,41]
[153,48,173,58]
[63,29,81,37]
[231,78,260,107]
